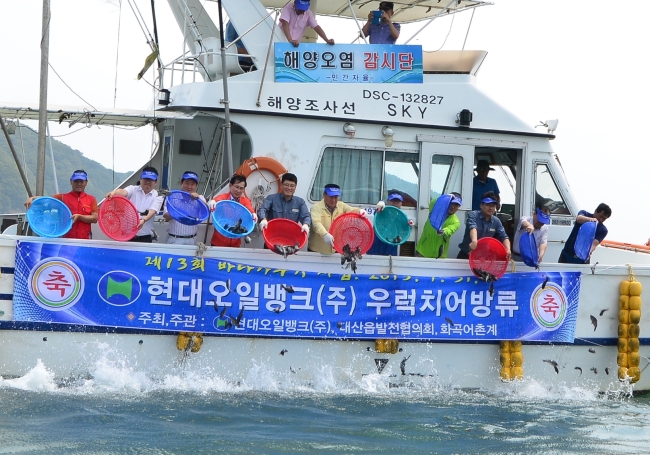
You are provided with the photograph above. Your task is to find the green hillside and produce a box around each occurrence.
[0,123,132,213]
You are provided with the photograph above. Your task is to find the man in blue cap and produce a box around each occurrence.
[367,191,414,256]
[512,205,551,263]
[106,166,164,243]
[457,191,511,260]
[280,0,335,47]
[24,169,98,239]
[162,171,207,245]
[308,183,366,254]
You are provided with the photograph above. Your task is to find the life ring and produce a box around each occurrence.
[236,157,288,196]
[601,240,650,253]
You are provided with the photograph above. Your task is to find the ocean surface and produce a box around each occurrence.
[2,358,650,455]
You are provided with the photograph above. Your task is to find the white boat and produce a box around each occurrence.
[0,0,648,392]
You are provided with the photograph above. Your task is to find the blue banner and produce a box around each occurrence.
[13,241,580,342]
[274,43,423,83]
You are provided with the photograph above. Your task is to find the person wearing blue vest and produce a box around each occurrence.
[558,203,611,264]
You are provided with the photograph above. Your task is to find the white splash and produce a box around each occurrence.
[1,359,58,392]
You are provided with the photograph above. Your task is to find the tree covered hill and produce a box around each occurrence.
[0,123,132,213]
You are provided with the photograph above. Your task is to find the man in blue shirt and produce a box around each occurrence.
[458,191,511,260]
[361,1,400,44]
[558,203,611,264]
[258,173,311,232]
[225,21,254,70]
[472,160,500,210]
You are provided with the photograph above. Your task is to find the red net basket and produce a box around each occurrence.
[329,212,374,255]
[99,196,140,241]
[263,219,308,252]
[469,237,509,279]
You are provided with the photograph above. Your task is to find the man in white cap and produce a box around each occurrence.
[512,205,551,263]
[280,0,335,47]
[162,171,207,245]
[308,183,366,255]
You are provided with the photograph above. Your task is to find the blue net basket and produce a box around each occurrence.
[429,194,452,232]
[211,200,255,239]
[166,190,209,226]
[373,206,410,245]
[27,197,73,238]
[575,221,597,261]
[519,232,539,268]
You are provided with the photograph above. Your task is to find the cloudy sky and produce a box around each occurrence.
[0,0,648,243]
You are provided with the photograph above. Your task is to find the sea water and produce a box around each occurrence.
[1,355,650,455]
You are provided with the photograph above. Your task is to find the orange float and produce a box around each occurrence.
[235,157,288,198]
[601,240,650,254]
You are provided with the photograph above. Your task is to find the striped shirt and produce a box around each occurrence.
[165,194,207,237]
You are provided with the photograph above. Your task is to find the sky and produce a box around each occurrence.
[0,0,649,243]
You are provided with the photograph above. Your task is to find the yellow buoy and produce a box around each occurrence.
[499,340,523,381]
[617,276,641,383]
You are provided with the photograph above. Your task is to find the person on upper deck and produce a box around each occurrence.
[225,21,255,71]
[367,191,414,256]
[280,0,335,47]
[361,1,401,45]
[416,193,462,259]
[207,174,257,248]
[25,169,98,240]
[258,173,310,234]
[457,191,511,260]
[162,171,206,245]
[106,167,164,243]
[308,183,366,255]
[512,205,551,263]
[472,160,500,210]
[558,203,611,264]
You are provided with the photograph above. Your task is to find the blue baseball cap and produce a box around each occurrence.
[481,197,498,205]
[451,196,462,206]
[536,207,551,225]
[387,193,403,201]
[295,0,310,11]
[141,170,158,181]
[70,171,87,181]
[182,172,199,183]
[324,184,341,197]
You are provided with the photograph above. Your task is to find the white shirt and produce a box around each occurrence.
[125,185,164,236]
[513,215,548,254]
[165,195,207,237]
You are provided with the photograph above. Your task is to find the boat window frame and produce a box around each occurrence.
[307,144,420,206]
[532,159,573,218]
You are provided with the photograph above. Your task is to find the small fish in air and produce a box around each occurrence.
[392,235,402,244]
[281,284,295,293]
[599,309,608,316]
[574,366,583,375]
[229,308,244,328]
[590,315,597,331]
[542,276,549,289]
[543,359,559,374]
[588,348,596,354]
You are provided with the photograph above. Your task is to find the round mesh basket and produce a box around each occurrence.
[519,232,539,268]
[166,190,209,226]
[329,212,374,255]
[429,194,452,232]
[469,237,508,279]
[575,221,597,261]
[263,218,308,252]
[99,196,140,241]
[373,206,410,245]
[211,200,255,239]
[26,197,73,238]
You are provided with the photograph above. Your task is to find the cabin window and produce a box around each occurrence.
[310,147,382,203]
[310,147,418,205]
[534,163,570,215]
[384,151,419,207]
[429,154,463,199]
